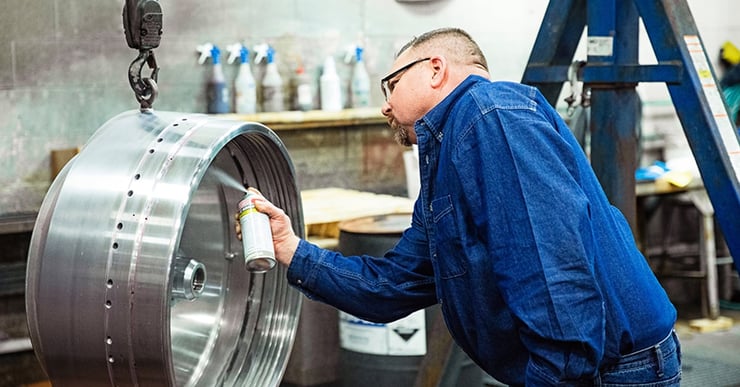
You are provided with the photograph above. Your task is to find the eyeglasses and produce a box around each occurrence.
[380,57,431,101]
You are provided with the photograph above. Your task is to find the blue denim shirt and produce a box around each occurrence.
[287,76,676,385]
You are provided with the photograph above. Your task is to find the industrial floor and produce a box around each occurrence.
[673,305,740,386]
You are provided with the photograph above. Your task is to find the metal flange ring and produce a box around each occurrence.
[26,110,303,386]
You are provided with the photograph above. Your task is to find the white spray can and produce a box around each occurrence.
[238,191,276,272]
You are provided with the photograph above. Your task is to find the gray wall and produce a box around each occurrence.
[0,0,552,215]
[0,0,737,215]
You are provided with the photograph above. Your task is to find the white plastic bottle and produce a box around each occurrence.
[294,65,314,111]
[320,56,342,112]
[228,44,257,114]
[256,44,285,112]
[350,46,371,108]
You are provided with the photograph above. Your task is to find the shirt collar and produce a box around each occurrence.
[417,74,490,143]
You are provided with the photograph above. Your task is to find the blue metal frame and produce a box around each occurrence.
[522,0,740,275]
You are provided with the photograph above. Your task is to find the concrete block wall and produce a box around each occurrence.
[0,0,736,215]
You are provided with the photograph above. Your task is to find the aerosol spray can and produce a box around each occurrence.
[238,192,276,272]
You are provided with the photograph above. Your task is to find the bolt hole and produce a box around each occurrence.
[106,279,113,288]
[149,149,155,154]
[127,190,133,197]
[105,300,112,309]
[108,356,115,364]
[106,337,113,345]
[134,173,141,180]
[112,242,118,249]
[192,266,206,293]
[157,138,163,143]
[116,223,123,230]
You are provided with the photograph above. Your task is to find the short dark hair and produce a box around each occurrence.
[397,27,488,71]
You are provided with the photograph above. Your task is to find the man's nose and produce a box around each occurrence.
[381,101,391,116]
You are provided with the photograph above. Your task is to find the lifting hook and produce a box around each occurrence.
[123,0,162,110]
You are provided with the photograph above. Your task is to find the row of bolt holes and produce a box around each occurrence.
[104,119,188,364]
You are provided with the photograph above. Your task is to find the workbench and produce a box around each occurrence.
[301,188,414,249]
[637,177,734,324]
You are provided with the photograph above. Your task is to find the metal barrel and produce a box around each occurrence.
[336,213,484,387]
[25,110,303,386]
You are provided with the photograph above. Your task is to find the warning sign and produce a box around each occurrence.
[339,310,426,356]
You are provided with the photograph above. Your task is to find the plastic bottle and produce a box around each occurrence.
[293,65,314,111]
[200,44,230,114]
[348,46,371,108]
[255,44,285,112]
[227,44,257,114]
[320,56,342,112]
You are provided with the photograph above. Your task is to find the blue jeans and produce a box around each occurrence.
[597,330,682,386]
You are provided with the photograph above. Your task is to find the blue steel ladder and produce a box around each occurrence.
[521,0,740,277]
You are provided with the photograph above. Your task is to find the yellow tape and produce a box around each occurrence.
[239,207,259,218]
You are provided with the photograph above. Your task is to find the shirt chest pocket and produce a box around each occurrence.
[431,195,468,279]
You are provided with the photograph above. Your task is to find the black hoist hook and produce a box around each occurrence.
[129,50,159,110]
[123,0,162,110]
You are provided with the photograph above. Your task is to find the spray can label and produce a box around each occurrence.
[238,192,276,272]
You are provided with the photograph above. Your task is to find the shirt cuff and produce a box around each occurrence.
[286,239,321,298]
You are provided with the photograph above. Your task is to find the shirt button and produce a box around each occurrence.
[425,155,430,164]
[297,279,302,285]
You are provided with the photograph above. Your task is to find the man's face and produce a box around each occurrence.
[381,51,430,146]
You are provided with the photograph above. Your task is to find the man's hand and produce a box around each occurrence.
[235,188,301,267]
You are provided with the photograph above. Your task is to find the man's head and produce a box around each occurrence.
[381,27,490,146]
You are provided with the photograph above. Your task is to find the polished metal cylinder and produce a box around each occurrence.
[25,110,304,387]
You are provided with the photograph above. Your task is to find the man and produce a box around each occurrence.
[250,27,681,385]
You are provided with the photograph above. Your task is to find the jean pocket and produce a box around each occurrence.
[431,195,467,279]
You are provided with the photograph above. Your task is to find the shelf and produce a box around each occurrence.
[0,213,37,235]
[0,337,32,355]
[219,107,387,131]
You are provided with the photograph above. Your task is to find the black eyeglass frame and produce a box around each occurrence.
[380,57,431,101]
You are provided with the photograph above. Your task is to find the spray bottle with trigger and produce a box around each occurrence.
[227,43,257,114]
[197,43,230,114]
[345,44,371,108]
[254,43,285,112]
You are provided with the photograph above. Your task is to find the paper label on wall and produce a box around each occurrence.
[587,36,614,57]
[339,310,426,356]
[683,35,740,180]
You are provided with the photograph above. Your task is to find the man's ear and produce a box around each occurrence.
[430,56,445,88]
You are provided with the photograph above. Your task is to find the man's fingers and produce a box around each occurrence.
[247,187,263,197]
[252,198,276,217]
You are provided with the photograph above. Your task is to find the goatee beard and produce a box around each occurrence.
[393,124,412,147]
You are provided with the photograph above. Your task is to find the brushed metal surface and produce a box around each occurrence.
[26,110,303,386]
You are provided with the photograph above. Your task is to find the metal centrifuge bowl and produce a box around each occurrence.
[25,110,303,386]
